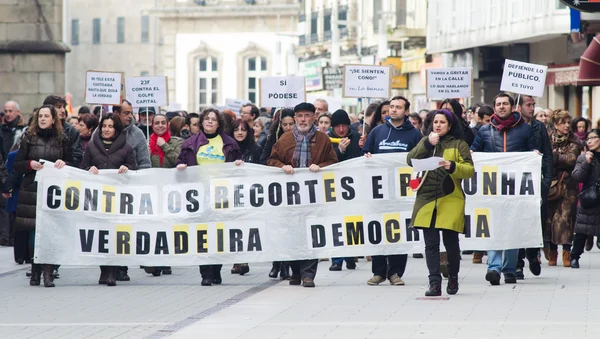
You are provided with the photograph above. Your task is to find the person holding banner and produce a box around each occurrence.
[327,109,361,272]
[229,118,261,275]
[471,93,536,285]
[142,114,183,277]
[268,102,338,288]
[362,96,422,287]
[80,113,137,286]
[407,109,474,296]
[14,105,73,288]
[176,108,242,286]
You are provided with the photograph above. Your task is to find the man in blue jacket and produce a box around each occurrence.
[471,92,536,285]
[362,96,422,286]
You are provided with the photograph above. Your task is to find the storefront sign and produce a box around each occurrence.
[380,57,408,89]
[322,66,344,90]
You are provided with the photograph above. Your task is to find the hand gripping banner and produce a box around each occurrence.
[33,152,542,265]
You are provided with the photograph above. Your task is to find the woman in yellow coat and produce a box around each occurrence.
[407,109,474,297]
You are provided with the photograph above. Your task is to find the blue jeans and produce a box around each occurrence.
[487,249,519,274]
[332,257,353,265]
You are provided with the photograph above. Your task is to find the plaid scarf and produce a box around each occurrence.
[292,125,317,168]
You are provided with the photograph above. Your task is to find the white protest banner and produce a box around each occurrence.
[259,76,306,107]
[426,67,472,99]
[342,64,392,99]
[125,76,168,107]
[500,59,548,97]
[33,153,542,266]
[84,70,123,105]
[225,98,250,115]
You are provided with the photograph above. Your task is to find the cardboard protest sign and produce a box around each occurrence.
[426,67,473,99]
[225,98,251,115]
[125,76,168,107]
[259,76,306,107]
[342,65,392,98]
[84,71,123,105]
[500,60,548,97]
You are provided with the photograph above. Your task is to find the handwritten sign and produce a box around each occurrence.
[426,67,472,99]
[125,76,168,107]
[500,59,548,97]
[259,76,306,107]
[84,71,123,105]
[225,98,251,115]
[342,65,391,98]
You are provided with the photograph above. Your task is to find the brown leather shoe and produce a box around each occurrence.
[548,250,558,266]
[472,251,483,264]
[289,276,301,285]
[231,264,241,274]
[562,250,571,267]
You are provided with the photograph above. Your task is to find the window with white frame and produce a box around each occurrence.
[197,57,218,106]
[245,56,267,104]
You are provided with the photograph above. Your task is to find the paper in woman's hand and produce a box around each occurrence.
[411,157,445,172]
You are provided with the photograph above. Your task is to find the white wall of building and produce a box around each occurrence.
[175,33,297,111]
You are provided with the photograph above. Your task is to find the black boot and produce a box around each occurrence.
[280,262,290,280]
[571,258,580,269]
[425,279,441,297]
[106,266,117,286]
[29,263,41,286]
[161,266,172,275]
[116,266,130,281]
[99,266,108,284]
[269,262,281,278]
[42,264,55,288]
[447,275,459,295]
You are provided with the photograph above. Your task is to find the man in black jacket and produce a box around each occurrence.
[515,95,552,280]
[43,96,83,166]
[328,109,361,271]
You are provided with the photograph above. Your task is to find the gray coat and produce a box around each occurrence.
[572,154,600,236]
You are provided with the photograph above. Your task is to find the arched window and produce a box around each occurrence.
[187,42,221,111]
[237,43,270,103]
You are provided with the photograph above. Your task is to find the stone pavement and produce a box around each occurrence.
[2,246,600,339]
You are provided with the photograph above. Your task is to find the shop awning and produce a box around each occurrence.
[546,64,579,86]
[578,34,600,86]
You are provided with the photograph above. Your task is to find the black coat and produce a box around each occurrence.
[63,121,83,166]
[14,130,73,231]
[331,129,362,161]
[529,119,553,194]
[572,154,600,236]
[80,132,137,171]
[470,113,535,153]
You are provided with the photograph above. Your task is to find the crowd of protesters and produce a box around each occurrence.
[0,92,597,296]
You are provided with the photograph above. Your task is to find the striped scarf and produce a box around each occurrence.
[292,125,317,168]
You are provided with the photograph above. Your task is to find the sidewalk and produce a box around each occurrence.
[1,246,600,339]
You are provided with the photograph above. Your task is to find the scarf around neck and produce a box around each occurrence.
[292,125,317,168]
[149,130,171,166]
[491,113,517,132]
[552,132,570,146]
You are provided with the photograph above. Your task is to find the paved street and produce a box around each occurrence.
[2,246,600,339]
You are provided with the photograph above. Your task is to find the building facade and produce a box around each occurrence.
[0,0,69,115]
[294,0,427,113]
[427,0,591,117]
[66,0,298,112]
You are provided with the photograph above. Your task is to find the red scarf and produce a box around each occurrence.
[149,128,171,166]
[491,113,517,132]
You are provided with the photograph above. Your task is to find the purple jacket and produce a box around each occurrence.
[177,131,241,166]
